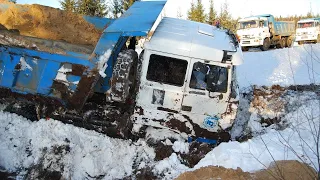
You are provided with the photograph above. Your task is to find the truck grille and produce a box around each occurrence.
[242,41,250,44]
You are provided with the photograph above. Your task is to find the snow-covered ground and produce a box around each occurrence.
[1,44,320,179]
[238,44,320,88]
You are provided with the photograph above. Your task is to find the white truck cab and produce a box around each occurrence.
[133,17,243,140]
[236,14,295,51]
[295,18,320,44]
[237,17,270,48]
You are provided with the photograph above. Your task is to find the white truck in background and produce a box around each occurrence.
[295,18,320,45]
[236,14,295,51]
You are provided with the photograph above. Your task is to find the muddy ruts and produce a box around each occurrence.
[0,88,135,139]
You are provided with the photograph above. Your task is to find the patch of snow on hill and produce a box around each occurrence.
[238,44,320,88]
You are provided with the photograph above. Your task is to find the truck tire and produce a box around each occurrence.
[316,35,320,44]
[110,49,138,103]
[260,38,270,51]
[241,47,249,51]
[286,37,293,47]
[276,38,285,48]
[298,41,304,45]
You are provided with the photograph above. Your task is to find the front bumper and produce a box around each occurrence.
[239,38,263,47]
[296,35,317,42]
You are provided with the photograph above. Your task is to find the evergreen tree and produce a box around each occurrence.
[218,1,234,30]
[123,0,136,11]
[111,0,123,18]
[187,1,196,21]
[60,0,76,12]
[77,0,108,17]
[187,0,206,23]
[207,0,216,25]
[60,0,108,17]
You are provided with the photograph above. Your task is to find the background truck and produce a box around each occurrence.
[236,14,295,51]
[0,0,243,143]
[295,18,320,44]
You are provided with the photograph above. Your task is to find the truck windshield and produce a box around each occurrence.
[298,22,315,28]
[189,62,228,93]
[238,20,266,29]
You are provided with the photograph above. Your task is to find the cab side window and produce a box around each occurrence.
[189,62,228,93]
[146,54,188,87]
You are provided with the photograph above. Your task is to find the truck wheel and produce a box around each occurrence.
[241,47,249,51]
[110,49,138,103]
[317,35,320,43]
[286,37,293,47]
[276,38,285,48]
[298,41,304,45]
[260,38,270,51]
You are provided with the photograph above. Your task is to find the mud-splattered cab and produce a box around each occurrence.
[134,17,244,142]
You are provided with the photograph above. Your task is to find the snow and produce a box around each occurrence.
[196,95,320,172]
[238,44,320,88]
[97,49,112,78]
[19,57,33,71]
[0,113,155,179]
[1,44,320,179]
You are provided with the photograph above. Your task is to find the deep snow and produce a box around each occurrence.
[0,44,320,179]
[238,44,320,88]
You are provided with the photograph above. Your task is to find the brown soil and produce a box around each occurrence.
[176,166,252,180]
[176,160,317,180]
[0,3,102,46]
[254,160,317,180]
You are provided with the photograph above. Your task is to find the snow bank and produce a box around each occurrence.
[238,44,320,88]
[0,113,155,179]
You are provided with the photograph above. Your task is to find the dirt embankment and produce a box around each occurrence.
[176,160,317,180]
[0,1,103,46]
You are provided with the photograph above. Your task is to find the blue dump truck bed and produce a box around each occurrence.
[0,1,166,110]
[273,21,295,36]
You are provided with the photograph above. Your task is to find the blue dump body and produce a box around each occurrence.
[251,14,295,36]
[0,1,166,110]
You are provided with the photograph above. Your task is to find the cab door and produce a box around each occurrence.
[136,50,190,112]
[181,58,232,116]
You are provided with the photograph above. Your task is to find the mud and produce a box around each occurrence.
[165,119,192,134]
[0,3,102,46]
[0,169,16,180]
[180,142,212,168]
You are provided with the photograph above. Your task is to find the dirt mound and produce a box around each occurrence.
[254,160,317,180]
[0,3,103,46]
[176,166,252,180]
[176,160,317,180]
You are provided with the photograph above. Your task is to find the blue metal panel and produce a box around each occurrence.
[0,46,92,100]
[83,16,115,31]
[0,1,167,110]
[105,1,166,36]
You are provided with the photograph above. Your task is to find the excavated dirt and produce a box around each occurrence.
[176,160,317,180]
[0,2,102,46]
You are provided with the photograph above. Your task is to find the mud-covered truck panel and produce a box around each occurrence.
[237,14,295,51]
[134,17,243,135]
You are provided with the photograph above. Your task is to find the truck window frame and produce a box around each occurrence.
[189,61,229,93]
[146,54,188,87]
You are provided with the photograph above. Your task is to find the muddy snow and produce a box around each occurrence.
[1,44,320,179]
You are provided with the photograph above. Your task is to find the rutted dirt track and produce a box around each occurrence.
[0,0,102,46]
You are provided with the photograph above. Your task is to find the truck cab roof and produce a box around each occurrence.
[145,17,242,65]
[298,18,320,23]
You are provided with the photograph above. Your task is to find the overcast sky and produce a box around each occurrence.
[17,0,320,19]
